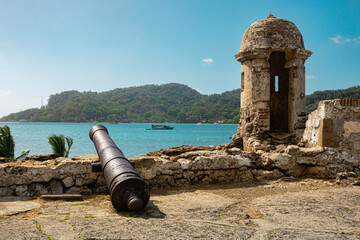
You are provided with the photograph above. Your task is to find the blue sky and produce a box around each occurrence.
[0,0,359,117]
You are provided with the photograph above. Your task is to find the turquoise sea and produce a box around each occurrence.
[0,122,237,158]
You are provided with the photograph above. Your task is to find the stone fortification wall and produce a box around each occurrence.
[302,99,360,152]
[1,144,359,197]
[0,155,104,197]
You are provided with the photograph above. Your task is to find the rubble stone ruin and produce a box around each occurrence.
[1,14,359,199]
[234,14,312,151]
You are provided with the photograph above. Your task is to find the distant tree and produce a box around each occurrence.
[305,85,360,112]
[47,134,73,158]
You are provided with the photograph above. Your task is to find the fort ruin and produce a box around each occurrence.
[233,14,312,150]
[0,15,359,197]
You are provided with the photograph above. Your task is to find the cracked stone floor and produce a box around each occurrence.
[0,179,359,239]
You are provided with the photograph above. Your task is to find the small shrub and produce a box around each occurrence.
[47,134,73,158]
[0,125,15,159]
[0,125,29,160]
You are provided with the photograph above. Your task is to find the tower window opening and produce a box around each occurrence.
[275,76,279,92]
[241,72,245,92]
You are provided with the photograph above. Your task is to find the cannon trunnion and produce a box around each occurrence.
[89,125,150,212]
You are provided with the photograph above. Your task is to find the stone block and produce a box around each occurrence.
[0,187,14,196]
[75,174,94,186]
[261,153,294,171]
[322,119,333,133]
[318,119,338,148]
[28,183,50,196]
[71,154,99,162]
[130,156,156,168]
[252,169,283,182]
[175,179,188,186]
[25,154,60,161]
[174,173,183,179]
[227,147,242,155]
[192,155,251,170]
[55,161,91,175]
[177,158,192,170]
[62,177,74,187]
[15,185,28,196]
[96,175,106,185]
[41,194,83,201]
[298,147,324,156]
[137,168,157,180]
[66,187,92,195]
[0,165,52,186]
[183,171,195,180]
[160,160,181,170]
[50,180,63,194]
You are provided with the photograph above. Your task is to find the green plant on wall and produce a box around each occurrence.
[0,125,30,160]
[47,134,73,158]
[0,125,15,159]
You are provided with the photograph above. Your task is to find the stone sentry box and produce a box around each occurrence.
[234,14,312,151]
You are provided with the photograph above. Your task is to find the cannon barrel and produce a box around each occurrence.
[89,125,150,212]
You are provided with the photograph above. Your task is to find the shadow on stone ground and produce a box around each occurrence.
[0,178,359,239]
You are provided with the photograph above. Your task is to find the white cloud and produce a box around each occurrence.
[0,90,11,97]
[353,36,360,43]
[306,75,317,80]
[330,35,360,44]
[201,58,214,64]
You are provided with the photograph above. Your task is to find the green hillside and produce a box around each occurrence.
[1,83,240,123]
[2,84,359,123]
[305,85,360,112]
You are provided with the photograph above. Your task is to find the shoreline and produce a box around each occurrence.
[0,121,238,124]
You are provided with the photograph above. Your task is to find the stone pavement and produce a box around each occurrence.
[0,179,359,239]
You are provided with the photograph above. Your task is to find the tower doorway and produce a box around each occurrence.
[269,51,289,132]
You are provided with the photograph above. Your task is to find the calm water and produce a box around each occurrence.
[0,122,237,158]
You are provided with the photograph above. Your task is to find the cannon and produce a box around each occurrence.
[89,125,150,212]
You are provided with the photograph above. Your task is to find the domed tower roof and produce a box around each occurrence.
[237,14,305,55]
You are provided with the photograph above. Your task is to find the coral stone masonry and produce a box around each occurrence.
[302,99,360,151]
[234,14,312,150]
[0,15,359,197]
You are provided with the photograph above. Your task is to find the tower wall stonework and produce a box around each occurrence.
[235,15,312,151]
[238,52,271,138]
[286,49,309,134]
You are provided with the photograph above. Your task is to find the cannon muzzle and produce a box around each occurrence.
[89,125,150,212]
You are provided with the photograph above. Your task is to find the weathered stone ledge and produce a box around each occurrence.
[0,144,359,197]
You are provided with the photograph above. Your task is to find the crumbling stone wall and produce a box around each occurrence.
[1,143,359,197]
[302,99,360,155]
[1,99,359,197]
[0,155,105,197]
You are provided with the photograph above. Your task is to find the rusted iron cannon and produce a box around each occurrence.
[89,125,150,212]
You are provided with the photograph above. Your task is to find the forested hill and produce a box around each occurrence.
[306,85,360,112]
[1,83,240,123]
[3,84,359,123]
